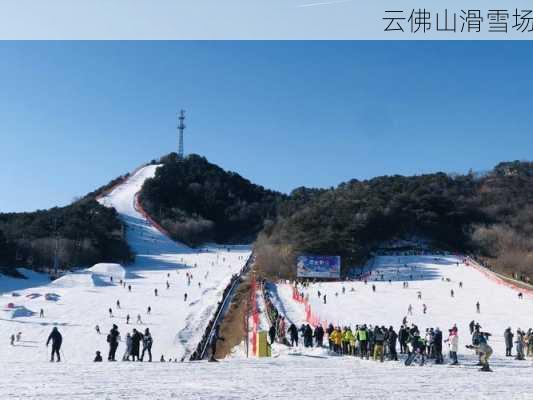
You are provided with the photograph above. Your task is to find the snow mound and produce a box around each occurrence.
[50,272,112,288]
[88,263,139,280]
[9,306,36,318]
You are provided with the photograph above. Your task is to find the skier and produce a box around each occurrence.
[304,324,313,348]
[126,314,130,324]
[46,327,63,362]
[433,327,443,364]
[518,292,523,300]
[372,284,376,293]
[407,304,413,315]
[209,325,225,362]
[147,306,151,314]
[315,325,325,347]
[95,325,101,334]
[16,332,21,342]
[94,351,103,362]
[154,288,158,296]
[137,314,142,324]
[459,281,463,288]
[116,300,121,309]
[128,285,132,292]
[450,289,454,298]
[398,325,408,354]
[131,329,142,361]
[140,328,153,362]
[10,334,15,346]
[422,304,427,314]
[108,308,113,318]
[166,281,170,290]
[504,327,514,357]
[476,301,480,313]
[184,293,188,302]
[288,323,298,347]
[39,308,44,318]
[323,294,327,304]
[107,324,120,361]
[417,291,422,300]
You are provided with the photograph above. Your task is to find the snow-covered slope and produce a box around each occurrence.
[272,255,533,356]
[0,164,251,363]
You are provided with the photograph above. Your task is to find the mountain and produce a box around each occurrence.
[138,153,284,246]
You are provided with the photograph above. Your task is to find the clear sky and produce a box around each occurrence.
[0,41,532,212]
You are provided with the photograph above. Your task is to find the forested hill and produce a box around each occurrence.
[0,198,133,276]
[139,153,285,246]
[255,161,533,280]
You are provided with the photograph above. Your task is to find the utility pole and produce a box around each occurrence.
[177,109,186,160]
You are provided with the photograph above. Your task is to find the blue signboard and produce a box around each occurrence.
[296,255,341,278]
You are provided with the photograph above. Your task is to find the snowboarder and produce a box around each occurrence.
[140,328,153,362]
[46,327,63,362]
[467,333,493,371]
[107,324,120,361]
[94,351,103,362]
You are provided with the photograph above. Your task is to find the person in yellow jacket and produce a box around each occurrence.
[331,327,342,354]
[343,328,354,355]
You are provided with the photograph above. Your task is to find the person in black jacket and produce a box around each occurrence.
[140,328,153,362]
[46,327,62,362]
[107,324,120,361]
[398,325,408,354]
[434,327,443,364]
[131,329,142,361]
[288,323,298,347]
[388,326,398,361]
[268,325,276,345]
[315,325,325,347]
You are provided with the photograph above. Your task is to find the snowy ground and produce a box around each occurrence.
[0,165,251,364]
[2,166,533,399]
[3,356,533,400]
[271,255,533,357]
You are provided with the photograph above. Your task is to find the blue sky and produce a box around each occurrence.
[0,41,531,212]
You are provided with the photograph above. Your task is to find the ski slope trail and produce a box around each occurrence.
[273,255,533,357]
[0,164,251,363]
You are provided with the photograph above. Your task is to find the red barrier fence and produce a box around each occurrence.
[250,275,259,355]
[465,257,533,297]
[291,286,327,328]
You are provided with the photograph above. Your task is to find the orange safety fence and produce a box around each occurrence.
[291,286,328,328]
[465,257,533,298]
